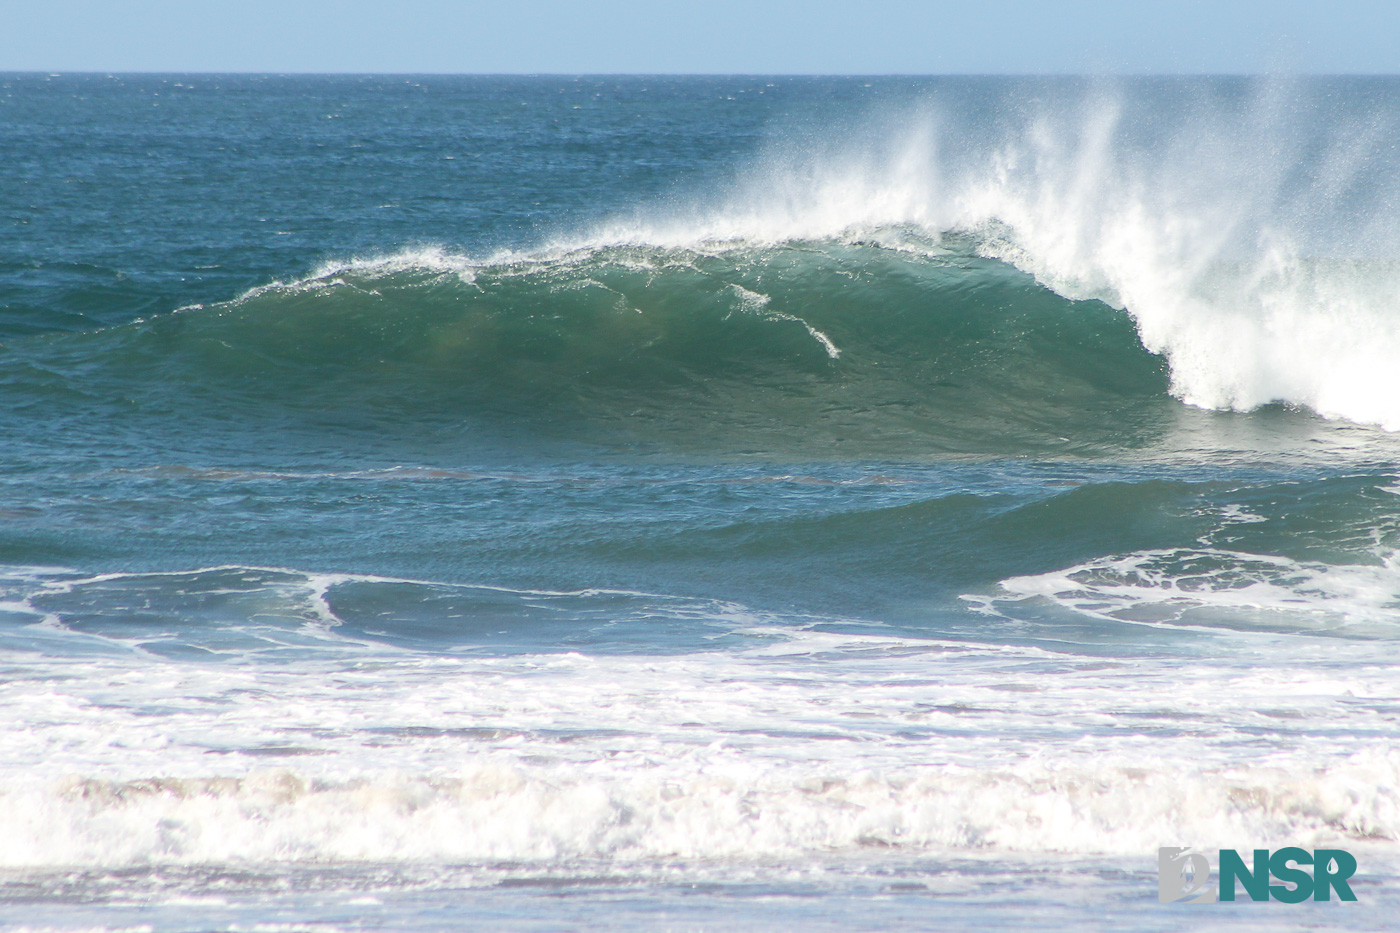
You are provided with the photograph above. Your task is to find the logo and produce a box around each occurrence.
[1159,847,1216,903]
[1158,847,1357,904]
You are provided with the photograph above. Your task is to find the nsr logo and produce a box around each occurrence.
[1159,847,1357,904]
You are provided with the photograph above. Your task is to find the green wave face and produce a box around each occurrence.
[9,239,1189,459]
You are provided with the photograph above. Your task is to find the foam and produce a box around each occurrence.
[978,547,1400,636]
[2,599,1399,868]
[729,284,842,359]
[0,749,1394,868]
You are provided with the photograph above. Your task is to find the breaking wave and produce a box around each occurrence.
[8,238,1174,456]
[3,749,1395,867]
[10,77,1400,458]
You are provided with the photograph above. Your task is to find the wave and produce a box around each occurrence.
[3,614,1398,869]
[9,463,1400,652]
[0,565,770,659]
[8,466,1400,649]
[3,601,1399,868]
[10,79,1400,457]
[972,547,1400,639]
[2,749,1394,868]
[5,237,1181,457]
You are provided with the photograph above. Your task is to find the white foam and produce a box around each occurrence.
[2,749,1394,867]
[2,620,1398,868]
[978,547,1400,636]
[729,284,842,359]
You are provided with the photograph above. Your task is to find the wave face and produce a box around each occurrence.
[10,240,1178,457]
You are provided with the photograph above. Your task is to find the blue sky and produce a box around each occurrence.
[4,0,1399,74]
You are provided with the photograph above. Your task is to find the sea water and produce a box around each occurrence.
[2,74,1400,931]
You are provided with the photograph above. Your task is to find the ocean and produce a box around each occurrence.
[2,73,1399,931]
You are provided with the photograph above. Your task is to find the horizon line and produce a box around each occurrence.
[5,70,1397,78]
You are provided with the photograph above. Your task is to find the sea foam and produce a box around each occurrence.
[1,748,1395,867]
[2,586,1398,868]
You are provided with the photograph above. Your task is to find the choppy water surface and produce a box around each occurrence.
[3,74,1400,930]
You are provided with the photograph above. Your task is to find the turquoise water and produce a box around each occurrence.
[2,74,1400,930]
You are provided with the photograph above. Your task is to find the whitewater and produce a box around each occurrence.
[2,73,1400,930]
